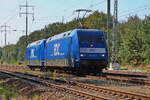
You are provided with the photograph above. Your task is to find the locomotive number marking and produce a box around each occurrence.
[53,43,64,56]
[30,49,36,58]
[54,43,60,56]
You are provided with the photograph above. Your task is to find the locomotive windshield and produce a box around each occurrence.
[79,35,104,43]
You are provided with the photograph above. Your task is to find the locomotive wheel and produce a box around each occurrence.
[31,67,35,71]
[40,66,47,72]
[28,66,35,71]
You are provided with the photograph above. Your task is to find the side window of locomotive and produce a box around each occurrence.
[67,33,71,36]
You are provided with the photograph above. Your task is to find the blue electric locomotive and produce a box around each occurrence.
[26,29,108,72]
[26,39,46,70]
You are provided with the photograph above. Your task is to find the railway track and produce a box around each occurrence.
[86,75,150,86]
[0,65,150,86]
[40,68,150,86]
[0,70,150,100]
[103,70,150,78]
[0,71,111,100]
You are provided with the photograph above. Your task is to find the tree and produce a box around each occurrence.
[118,16,145,66]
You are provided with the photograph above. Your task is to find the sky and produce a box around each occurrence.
[0,0,150,47]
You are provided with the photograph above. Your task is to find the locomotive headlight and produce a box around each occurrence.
[80,54,84,57]
[101,54,105,57]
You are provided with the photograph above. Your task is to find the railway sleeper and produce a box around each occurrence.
[1,71,150,100]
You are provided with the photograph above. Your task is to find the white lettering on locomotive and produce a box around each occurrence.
[30,49,36,58]
[53,43,64,56]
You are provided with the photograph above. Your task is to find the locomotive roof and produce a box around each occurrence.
[47,30,73,42]
[27,39,45,48]
[47,29,103,42]
[26,29,103,47]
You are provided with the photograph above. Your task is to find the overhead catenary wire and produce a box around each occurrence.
[119,6,150,18]
[0,2,30,46]
[0,6,19,26]
[86,0,106,9]
[1,0,150,47]
[65,0,106,22]
[119,3,150,14]
[0,9,25,46]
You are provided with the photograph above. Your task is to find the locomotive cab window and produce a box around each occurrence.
[78,35,104,43]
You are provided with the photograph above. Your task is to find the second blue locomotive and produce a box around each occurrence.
[26,29,108,72]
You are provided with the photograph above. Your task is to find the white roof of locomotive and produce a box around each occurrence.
[46,29,102,43]
[27,39,45,48]
[47,30,72,42]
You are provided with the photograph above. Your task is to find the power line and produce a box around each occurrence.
[118,3,150,20]
[119,4,150,14]
[65,0,106,23]
[19,0,35,45]
[86,0,106,9]
[0,6,18,26]
[5,12,18,25]
[0,24,10,61]
[0,25,10,47]
[119,6,150,18]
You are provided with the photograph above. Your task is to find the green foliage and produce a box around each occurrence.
[140,16,150,64]
[0,11,150,67]
[0,87,13,100]
[32,95,41,100]
[84,11,112,31]
[0,11,109,64]
[118,15,150,65]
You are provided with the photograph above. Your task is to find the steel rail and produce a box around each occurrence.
[0,71,110,100]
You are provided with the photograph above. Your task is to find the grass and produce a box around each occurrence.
[0,80,41,100]
[43,71,55,79]
[142,69,150,72]
[0,87,14,100]
[0,80,21,100]
[32,95,41,100]
[42,70,75,81]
